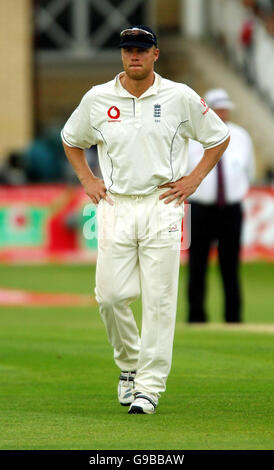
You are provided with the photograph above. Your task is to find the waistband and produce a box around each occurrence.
[108,187,168,200]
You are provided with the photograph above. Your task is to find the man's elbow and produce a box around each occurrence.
[222,135,230,152]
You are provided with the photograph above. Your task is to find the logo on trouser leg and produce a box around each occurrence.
[168,223,179,232]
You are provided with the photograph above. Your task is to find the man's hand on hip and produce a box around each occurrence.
[83,176,114,206]
[62,143,114,206]
[158,138,230,206]
[158,175,199,206]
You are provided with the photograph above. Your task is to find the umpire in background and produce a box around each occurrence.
[186,88,255,323]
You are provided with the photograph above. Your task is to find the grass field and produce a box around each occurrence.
[0,262,273,450]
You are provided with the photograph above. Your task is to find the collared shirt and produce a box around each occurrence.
[186,122,255,204]
[61,72,229,195]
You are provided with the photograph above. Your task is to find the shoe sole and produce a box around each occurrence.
[128,405,155,415]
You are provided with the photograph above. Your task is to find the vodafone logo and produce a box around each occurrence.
[107,106,120,120]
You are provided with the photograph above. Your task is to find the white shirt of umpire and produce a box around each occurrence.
[61,74,230,402]
[186,122,255,204]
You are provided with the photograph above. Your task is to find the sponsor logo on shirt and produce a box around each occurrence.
[107,106,121,121]
[200,98,209,115]
[154,104,161,122]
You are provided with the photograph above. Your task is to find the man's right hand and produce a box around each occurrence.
[62,143,114,206]
[83,176,114,206]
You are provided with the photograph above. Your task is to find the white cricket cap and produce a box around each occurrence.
[204,88,235,110]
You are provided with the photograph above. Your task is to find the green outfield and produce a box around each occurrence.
[0,262,273,450]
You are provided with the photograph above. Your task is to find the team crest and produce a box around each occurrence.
[154,104,161,122]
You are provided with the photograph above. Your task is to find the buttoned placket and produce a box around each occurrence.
[115,72,160,130]
[134,98,142,129]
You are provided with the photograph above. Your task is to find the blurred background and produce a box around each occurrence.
[0,0,274,264]
[1,2,274,450]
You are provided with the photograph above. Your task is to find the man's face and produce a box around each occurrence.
[121,46,160,80]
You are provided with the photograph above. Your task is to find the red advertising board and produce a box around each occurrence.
[241,186,274,260]
[0,185,273,263]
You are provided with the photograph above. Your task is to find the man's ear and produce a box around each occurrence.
[154,48,160,62]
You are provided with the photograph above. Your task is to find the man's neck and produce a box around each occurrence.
[120,72,155,98]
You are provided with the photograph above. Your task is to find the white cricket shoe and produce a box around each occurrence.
[118,371,136,406]
[128,394,157,414]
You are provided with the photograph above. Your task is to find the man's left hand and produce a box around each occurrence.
[158,175,200,206]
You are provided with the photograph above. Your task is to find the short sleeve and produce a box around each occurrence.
[61,91,98,149]
[182,87,230,149]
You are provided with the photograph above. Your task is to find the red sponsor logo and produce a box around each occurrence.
[200,98,209,115]
[107,106,120,120]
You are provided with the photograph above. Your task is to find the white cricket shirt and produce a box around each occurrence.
[186,122,255,204]
[61,72,229,195]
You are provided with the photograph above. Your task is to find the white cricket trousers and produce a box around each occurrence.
[95,189,183,404]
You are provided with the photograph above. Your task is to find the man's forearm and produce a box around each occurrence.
[158,136,230,205]
[62,142,113,205]
[62,142,96,185]
[190,136,230,185]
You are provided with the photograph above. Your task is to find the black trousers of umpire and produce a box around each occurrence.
[187,202,243,323]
